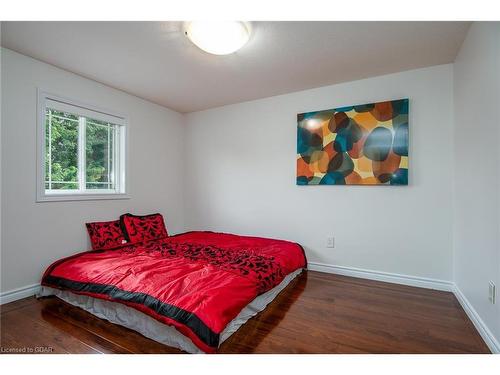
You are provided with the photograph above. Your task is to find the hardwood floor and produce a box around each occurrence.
[0,271,490,354]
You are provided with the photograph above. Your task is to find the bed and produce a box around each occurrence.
[39,230,307,353]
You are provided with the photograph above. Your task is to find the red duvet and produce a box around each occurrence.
[41,231,307,353]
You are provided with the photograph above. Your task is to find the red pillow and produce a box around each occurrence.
[120,213,168,244]
[86,220,128,250]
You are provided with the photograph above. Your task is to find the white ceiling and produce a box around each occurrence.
[1,21,470,113]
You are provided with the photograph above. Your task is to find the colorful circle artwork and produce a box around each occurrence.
[297,98,409,185]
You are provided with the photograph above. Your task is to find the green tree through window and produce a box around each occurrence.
[45,108,121,193]
[45,110,79,190]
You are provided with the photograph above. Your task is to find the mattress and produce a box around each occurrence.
[38,268,303,353]
[40,231,307,352]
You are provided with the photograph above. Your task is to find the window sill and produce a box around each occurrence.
[36,193,131,203]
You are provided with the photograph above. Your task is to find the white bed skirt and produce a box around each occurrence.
[38,268,303,353]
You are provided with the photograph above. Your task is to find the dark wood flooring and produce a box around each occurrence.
[0,271,490,354]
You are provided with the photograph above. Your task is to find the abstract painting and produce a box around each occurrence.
[296,98,409,185]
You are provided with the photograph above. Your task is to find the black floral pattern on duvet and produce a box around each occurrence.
[141,240,284,294]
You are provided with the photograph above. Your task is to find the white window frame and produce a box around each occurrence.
[37,90,130,202]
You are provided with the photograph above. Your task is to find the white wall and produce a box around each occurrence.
[1,48,185,293]
[184,65,455,282]
[453,22,500,348]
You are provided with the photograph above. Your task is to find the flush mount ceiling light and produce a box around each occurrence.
[184,21,251,55]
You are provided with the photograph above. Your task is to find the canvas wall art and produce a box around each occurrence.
[296,98,409,185]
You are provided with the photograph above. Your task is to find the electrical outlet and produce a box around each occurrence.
[326,236,335,248]
[489,281,496,304]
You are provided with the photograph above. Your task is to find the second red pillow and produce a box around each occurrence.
[120,213,168,244]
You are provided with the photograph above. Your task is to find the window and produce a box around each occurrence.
[37,91,128,201]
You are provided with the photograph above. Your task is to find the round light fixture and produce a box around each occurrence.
[184,21,250,55]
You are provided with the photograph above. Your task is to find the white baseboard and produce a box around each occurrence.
[453,285,500,354]
[308,262,454,291]
[0,283,40,305]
